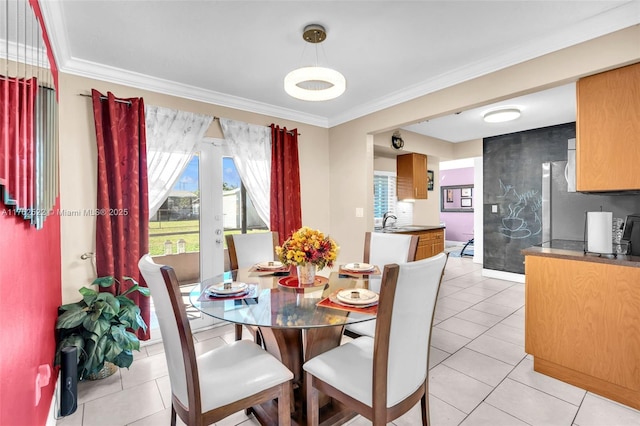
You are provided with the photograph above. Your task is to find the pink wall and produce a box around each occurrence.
[0,199,61,426]
[440,167,474,242]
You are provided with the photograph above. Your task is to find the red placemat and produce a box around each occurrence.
[277,275,329,290]
[316,290,378,314]
[197,283,259,302]
[338,265,381,277]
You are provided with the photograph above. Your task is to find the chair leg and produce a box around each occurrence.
[170,404,177,426]
[420,392,429,426]
[255,328,263,347]
[234,323,243,341]
[306,372,319,426]
[278,382,292,426]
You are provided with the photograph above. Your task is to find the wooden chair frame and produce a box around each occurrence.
[225,232,279,343]
[362,231,419,264]
[307,255,447,425]
[157,265,291,426]
[225,231,280,271]
[343,232,420,339]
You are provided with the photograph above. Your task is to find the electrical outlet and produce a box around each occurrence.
[35,364,51,405]
[355,207,363,218]
[491,205,498,213]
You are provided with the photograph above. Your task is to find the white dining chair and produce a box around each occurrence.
[304,253,448,426]
[344,231,419,338]
[226,231,279,271]
[226,231,279,342]
[138,254,293,426]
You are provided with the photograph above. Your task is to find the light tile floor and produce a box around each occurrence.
[56,256,640,426]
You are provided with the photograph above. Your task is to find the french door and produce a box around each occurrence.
[199,138,225,278]
[188,138,226,331]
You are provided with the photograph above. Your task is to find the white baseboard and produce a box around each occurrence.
[45,371,60,426]
[482,268,525,283]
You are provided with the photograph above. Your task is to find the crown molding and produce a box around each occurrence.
[0,40,50,69]
[38,0,70,70]
[40,1,639,130]
[61,56,329,128]
[328,2,640,127]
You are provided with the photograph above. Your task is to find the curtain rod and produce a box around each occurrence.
[78,93,132,105]
[212,116,301,136]
[73,101,302,135]
[1,76,55,91]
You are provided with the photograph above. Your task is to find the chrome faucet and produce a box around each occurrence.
[382,212,397,228]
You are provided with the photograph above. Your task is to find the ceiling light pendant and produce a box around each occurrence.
[483,107,521,123]
[284,24,346,101]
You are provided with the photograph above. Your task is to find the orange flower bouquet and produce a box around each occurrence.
[276,226,339,271]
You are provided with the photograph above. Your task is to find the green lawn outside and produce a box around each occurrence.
[148,220,267,255]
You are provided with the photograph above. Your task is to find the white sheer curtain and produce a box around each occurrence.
[145,106,213,218]
[219,118,271,226]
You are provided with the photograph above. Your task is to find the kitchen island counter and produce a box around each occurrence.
[373,224,445,233]
[522,239,640,268]
[523,244,640,411]
[373,225,445,260]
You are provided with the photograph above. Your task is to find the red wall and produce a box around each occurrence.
[0,199,61,426]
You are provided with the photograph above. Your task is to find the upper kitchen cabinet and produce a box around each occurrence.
[576,62,640,191]
[397,153,428,200]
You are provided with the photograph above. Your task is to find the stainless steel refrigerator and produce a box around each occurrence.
[541,161,640,244]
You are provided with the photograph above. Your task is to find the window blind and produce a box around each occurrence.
[373,173,395,219]
[374,171,413,227]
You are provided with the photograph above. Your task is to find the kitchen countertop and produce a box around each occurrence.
[373,224,445,233]
[522,239,640,268]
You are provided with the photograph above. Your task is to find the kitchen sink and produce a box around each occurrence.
[393,226,426,231]
[374,225,426,233]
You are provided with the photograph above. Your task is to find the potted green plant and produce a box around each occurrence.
[55,276,150,380]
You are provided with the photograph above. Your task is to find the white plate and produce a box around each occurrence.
[206,282,248,295]
[343,262,374,272]
[336,288,379,305]
[256,261,284,270]
[206,289,249,298]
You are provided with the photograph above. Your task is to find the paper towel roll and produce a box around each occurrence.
[587,211,613,254]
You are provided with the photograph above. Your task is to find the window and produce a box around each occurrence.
[373,172,395,220]
[149,155,268,256]
[373,171,413,227]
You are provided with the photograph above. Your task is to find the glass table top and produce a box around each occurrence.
[189,268,377,329]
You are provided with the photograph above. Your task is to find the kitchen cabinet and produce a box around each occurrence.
[524,253,640,410]
[576,62,640,191]
[395,228,444,260]
[396,153,428,200]
[415,228,444,260]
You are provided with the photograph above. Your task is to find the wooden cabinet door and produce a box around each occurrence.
[414,229,444,260]
[525,256,640,393]
[397,153,428,200]
[576,63,640,191]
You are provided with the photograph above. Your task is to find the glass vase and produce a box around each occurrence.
[296,263,316,285]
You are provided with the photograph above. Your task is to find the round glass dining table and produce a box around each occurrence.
[188,266,377,425]
[188,267,376,329]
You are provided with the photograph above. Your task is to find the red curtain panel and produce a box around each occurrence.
[270,124,302,245]
[92,90,150,340]
[0,76,36,212]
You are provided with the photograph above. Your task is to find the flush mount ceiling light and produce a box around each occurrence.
[483,107,521,123]
[284,24,346,101]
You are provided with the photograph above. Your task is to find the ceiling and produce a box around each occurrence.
[25,1,640,142]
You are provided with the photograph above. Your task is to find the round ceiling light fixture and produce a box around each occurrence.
[284,24,346,101]
[483,107,521,123]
